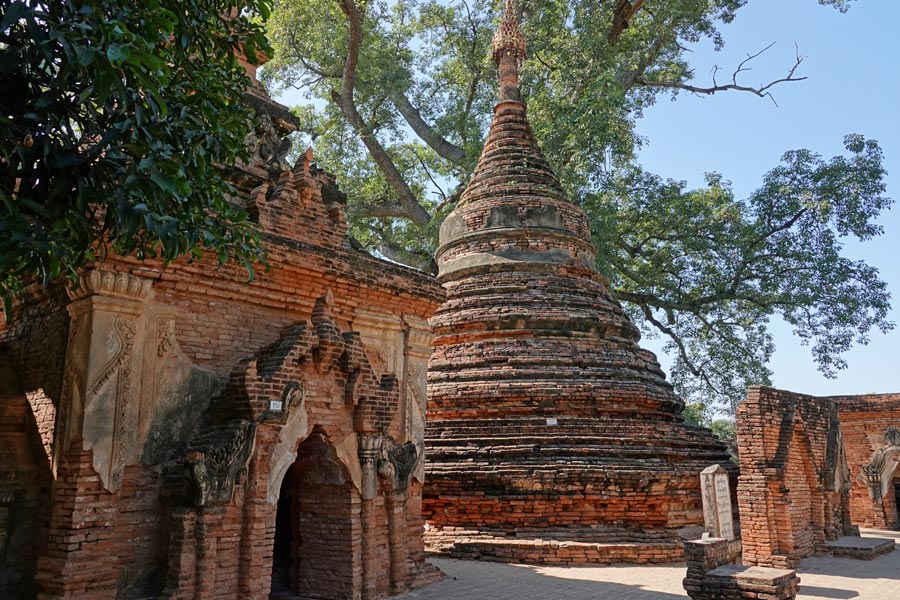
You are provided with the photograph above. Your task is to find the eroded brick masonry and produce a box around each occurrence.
[735,386,857,569]
[0,58,443,599]
[831,393,900,529]
[422,5,732,565]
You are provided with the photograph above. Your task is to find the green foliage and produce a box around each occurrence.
[589,135,891,411]
[709,419,737,444]
[263,0,892,412]
[0,0,274,310]
[681,402,708,427]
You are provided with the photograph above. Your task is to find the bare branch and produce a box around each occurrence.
[411,149,448,200]
[434,184,465,213]
[634,300,703,378]
[633,43,806,105]
[364,200,415,219]
[390,90,466,163]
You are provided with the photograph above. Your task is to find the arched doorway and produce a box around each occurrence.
[270,429,358,599]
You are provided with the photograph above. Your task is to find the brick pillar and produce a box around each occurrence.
[238,497,276,598]
[386,489,409,593]
[358,434,381,600]
[36,449,118,600]
[194,508,222,600]
[36,269,152,599]
[161,509,198,600]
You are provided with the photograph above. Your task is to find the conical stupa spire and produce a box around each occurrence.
[491,0,526,103]
[446,0,574,220]
[424,0,732,567]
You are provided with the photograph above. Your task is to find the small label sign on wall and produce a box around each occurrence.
[546,417,558,426]
[269,400,284,412]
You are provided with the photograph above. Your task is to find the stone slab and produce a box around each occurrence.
[827,535,895,559]
[706,564,798,585]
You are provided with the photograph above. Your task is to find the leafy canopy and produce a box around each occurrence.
[0,0,274,310]
[263,0,890,412]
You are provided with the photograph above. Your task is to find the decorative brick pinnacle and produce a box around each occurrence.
[491,0,526,66]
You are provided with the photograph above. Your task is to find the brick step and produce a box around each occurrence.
[425,434,723,450]
[425,460,721,475]
[426,416,698,429]
[424,530,685,565]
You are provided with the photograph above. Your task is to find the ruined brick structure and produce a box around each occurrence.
[735,386,857,569]
[682,537,800,600]
[422,2,732,565]
[831,394,900,529]
[0,57,443,599]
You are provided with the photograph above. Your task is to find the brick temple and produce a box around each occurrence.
[422,3,733,564]
[0,53,444,599]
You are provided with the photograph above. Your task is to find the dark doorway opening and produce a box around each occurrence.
[270,429,355,600]
[893,476,900,530]
[270,471,295,595]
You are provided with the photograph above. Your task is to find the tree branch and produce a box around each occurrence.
[634,300,702,378]
[377,240,437,274]
[390,90,466,163]
[633,43,806,105]
[332,0,431,226]
[609,0,645,45]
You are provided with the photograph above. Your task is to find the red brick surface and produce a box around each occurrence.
[830,394,900,529]
[0,113,443,600]
[736,386,855,569]
[422,14,732,565]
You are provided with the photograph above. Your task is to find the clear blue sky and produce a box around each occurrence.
[634,0,900,396]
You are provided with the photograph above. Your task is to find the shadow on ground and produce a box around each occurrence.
[399,530,900,600]
[400,559,688,600]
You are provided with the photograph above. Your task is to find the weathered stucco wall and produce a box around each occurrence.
[830,394,900,529]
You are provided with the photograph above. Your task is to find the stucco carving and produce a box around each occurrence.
[67,269,153,302]
[862,425,900,503]
[184,420,257,507]
[60,268,153,492]
[244,108,292,172]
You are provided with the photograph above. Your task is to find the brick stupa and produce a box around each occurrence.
[422,1,733,564]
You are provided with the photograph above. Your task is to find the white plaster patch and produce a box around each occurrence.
[333,433,362,493]
[267,396,310,504]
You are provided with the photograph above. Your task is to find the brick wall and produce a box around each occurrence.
[736,386,854,569]
[0,160,442,599]
[830,393,900,529]
[0,358,52,597]
[0,282,69,462]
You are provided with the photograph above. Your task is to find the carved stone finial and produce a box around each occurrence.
[490,0,526,103]
[491,0,526,66]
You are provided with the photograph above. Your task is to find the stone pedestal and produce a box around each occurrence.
[683,538,799,600]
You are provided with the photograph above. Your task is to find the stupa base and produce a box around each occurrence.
[424,525,695,565]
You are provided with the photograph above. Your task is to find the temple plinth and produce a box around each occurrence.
[422,1,733,564]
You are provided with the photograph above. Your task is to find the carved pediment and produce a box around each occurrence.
[183,420,256,507]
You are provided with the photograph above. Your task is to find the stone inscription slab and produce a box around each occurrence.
[701,464,735,540]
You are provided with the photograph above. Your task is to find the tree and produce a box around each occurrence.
[262,0,891,413]
[0,0,274,311]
